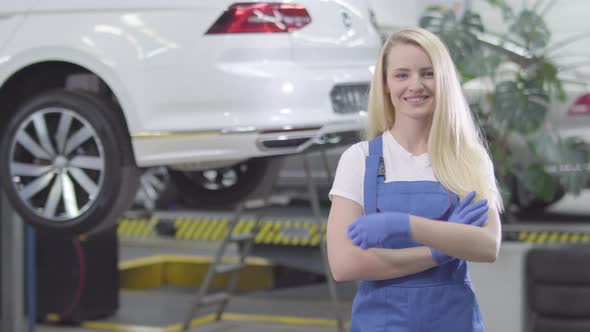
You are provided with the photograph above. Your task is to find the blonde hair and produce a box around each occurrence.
[367,27,504,212]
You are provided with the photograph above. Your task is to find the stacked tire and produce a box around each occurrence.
[526,245,590,332]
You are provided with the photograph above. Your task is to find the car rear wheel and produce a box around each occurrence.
[170,158,279,209]
[0,89,138,234]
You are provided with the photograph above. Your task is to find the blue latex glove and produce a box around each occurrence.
[431,191,489,265]
[347,212,411,250]
[447,191,489,226]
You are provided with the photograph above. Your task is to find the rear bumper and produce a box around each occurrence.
[132,119,364,169]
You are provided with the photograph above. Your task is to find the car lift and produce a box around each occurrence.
[180,150,346,332]
[1,190,36,332]
[0,146,345,332]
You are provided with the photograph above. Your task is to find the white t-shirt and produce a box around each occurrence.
[328,130,437,208]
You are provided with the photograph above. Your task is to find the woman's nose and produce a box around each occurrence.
[408,80,425,92]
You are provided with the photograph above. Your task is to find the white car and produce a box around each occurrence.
[0,0,380,233]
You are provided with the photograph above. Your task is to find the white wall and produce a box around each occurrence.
[368,0,467,34]
[471,242,532,332]
[470,0,590,78]
[369,0,590,77]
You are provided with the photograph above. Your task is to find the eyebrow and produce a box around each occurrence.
[392,67,433,71]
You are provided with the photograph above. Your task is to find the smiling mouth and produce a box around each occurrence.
[403,96,430,104]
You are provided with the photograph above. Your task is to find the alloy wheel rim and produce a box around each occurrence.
[199,163,248,191]
[9,107,105,222]
[135,166,169,210]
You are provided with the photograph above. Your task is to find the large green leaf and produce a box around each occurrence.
[528,131,562,164]
[419,0,589,208]
[492,78,549,133]
[419,8,487,77]
[518,163,557,202]
[485,0,513,19]
[533,61,566,101]
[509,9,551,51]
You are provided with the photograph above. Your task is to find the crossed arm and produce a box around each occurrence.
[326,196,502,282]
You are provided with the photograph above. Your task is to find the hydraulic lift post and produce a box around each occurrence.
[1,190,26,332]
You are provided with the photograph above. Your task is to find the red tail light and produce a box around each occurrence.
[206,3,311,34]
[567,93,590,116]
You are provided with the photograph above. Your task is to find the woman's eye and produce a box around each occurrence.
[424,71,434,77]
[395,73,407,79]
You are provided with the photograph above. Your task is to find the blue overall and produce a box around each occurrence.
[349,135,484,332]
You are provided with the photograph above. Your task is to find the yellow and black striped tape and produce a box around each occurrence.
[118,218,590,246]
[506,231,590,244]
[117,217,327,247]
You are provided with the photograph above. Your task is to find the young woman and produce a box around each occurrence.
[327,27,503,331]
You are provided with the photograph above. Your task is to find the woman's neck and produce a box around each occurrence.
[389,117,431,155]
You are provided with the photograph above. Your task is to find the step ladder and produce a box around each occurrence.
[180,196,267,331]
[181,150,345,332]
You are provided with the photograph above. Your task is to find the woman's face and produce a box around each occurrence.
[384,43,436,121]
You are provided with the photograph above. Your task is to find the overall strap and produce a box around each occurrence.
[364,135,384,214]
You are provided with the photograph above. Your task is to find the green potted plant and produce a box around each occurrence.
[419,0,590,217]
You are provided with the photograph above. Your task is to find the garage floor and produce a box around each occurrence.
[38,321,343,332]
[36,244,527,332]
[35,242,531,332]
[29,190,590,332]
[36,281,356,332]
[33,238,355,332]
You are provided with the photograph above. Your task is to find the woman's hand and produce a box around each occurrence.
[431,191,489,264]
[447,191,488,226]
[347,212,411,250]
[347,191,489,254]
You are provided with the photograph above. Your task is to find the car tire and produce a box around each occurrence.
[526,245,590,331]
[170,158,280,209]
[0,89,138,234]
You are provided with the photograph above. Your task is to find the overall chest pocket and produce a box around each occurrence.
[377,185,453,220]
